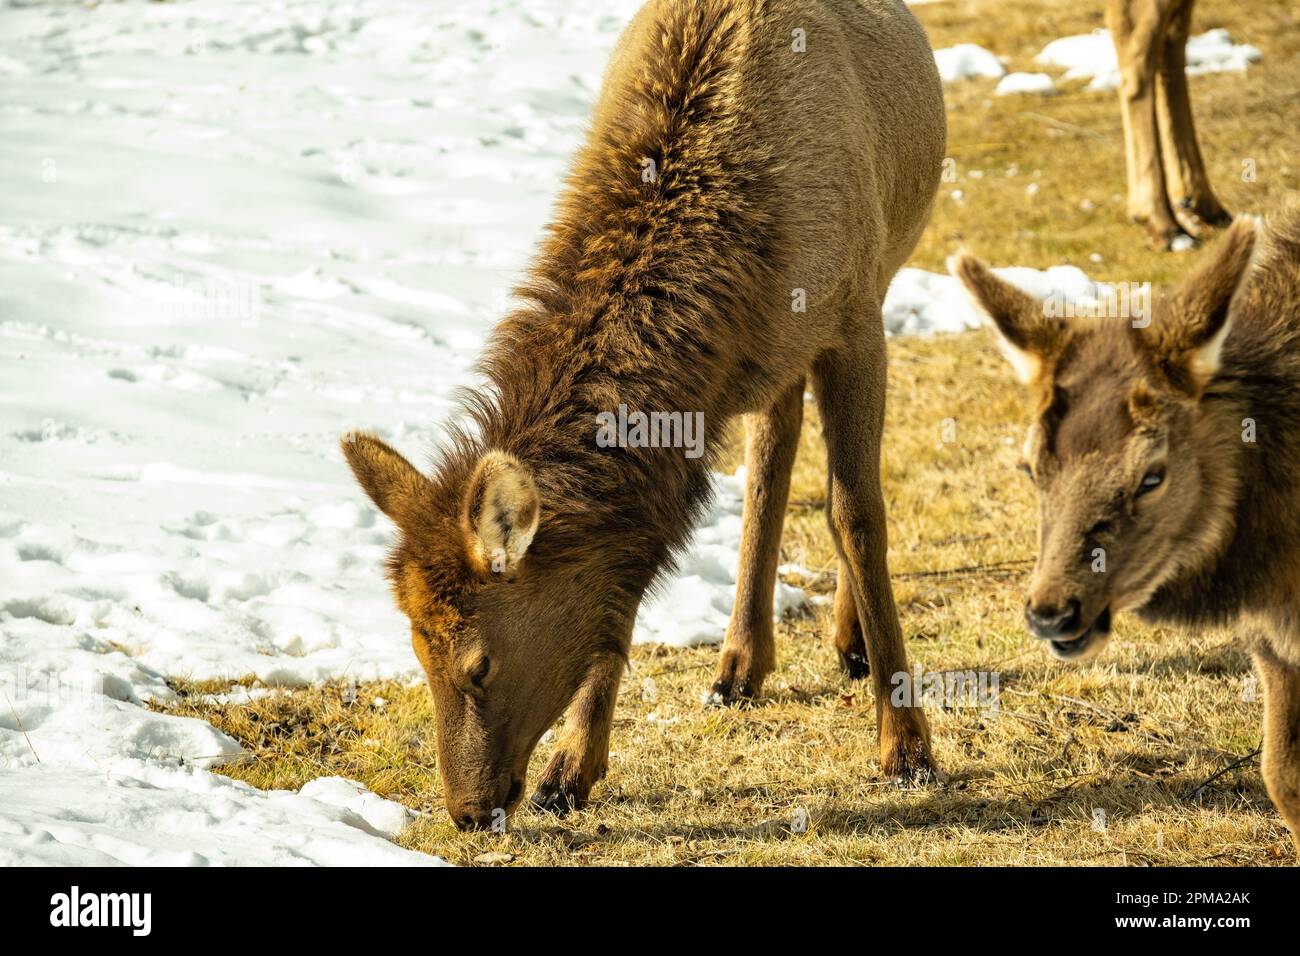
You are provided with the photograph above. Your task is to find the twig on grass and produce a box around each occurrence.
[3,690,39,764]
[643,661,712,680]
[1181,747,1262,803]
[893,558,1034,581]
[1002,688,1193,755]
[1017,111,1109,139]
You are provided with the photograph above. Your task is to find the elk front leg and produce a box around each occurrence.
[711,379,804,703]
[812,337,935,781]
[1154,0,1232,230]
[1253,643,1300,854]
[531,651,625,816]
[1108,0,1185,246]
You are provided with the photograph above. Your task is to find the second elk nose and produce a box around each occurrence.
[1026,598,1081,639]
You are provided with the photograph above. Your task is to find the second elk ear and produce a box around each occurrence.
[462,451,540,579]
[1141,216,1258,395]
[949,252,1064,385]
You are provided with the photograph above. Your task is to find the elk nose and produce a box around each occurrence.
[1026,598,1081,639]
[451,807,495,832]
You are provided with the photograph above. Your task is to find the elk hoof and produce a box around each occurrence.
[530,783,583,817]
[881,710,939,784]
[708,675,758,705]
[1179,196,1232,229]
[1199,209,1233,229]
[887,763,945,788]
[1150,225,1194,251]
[882,737,940,785]
[709,647,769,705]
[1130,209,1191,251]
[837,649,870,680]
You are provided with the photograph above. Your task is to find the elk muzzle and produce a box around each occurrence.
[448,775,525,832]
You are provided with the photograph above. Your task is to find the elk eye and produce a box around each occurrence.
[467,656,490,688]
[1018,462,1034,482]
[1138,469,1166,496]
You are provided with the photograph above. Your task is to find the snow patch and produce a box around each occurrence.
[634,470,810,647]
[883,264,1113,337]
[934,44,1007,83]
[0,765,443,867]
[1037,28,1260,92]
[996,72,1056,97]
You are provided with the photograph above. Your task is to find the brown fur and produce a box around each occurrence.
[954,204,1300,854]
[1108,0,1233,247]
[341,0,946,828]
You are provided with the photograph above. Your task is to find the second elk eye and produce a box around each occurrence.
[1138,468,1165,496]
[468,656,490,688]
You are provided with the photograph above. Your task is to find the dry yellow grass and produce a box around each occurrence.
[158,0,1300,865]
[908,0,1300,281]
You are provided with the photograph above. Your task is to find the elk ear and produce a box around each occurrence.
[949,252,1062,384]
[462,451,540,577]
[1143,216,1258,394]
[340,431,431,531]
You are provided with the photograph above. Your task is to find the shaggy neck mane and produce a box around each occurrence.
[433,1,784,589]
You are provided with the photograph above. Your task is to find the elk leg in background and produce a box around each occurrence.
[1155,0,1232,231]
[1109,0,1185,246]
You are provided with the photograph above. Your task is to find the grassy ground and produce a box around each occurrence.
[158,0,1300,865]
[908,0,1300,280]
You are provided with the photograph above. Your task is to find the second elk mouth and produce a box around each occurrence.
[1048,607,1112,660]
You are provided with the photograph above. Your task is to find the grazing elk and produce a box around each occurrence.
[342,0,947,829]
[952,206,1300,853]
[1107,0,1233,247]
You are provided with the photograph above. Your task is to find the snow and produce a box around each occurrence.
[934,43,1006,83]
[634,470,809,647]
[0,766,441,866]
[1184,29,1263,74]
[0,0,1120,866]
[1036,27,1261,92]
[996,72,1056,97]
[885,264,1117,337]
